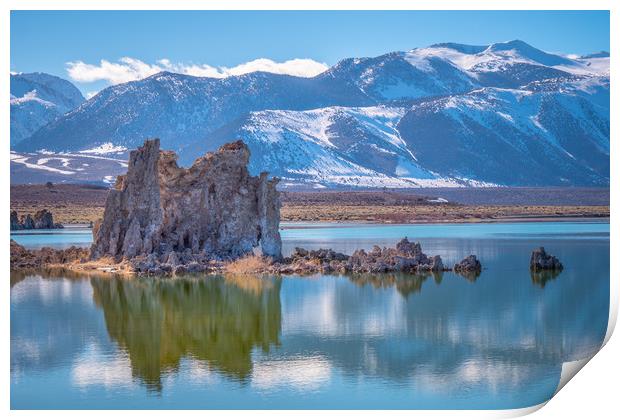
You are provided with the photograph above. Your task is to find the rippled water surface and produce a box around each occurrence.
[10,222,609,409]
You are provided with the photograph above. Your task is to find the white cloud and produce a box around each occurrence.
[220,58,329,78]
[67,57,161,84]
[66,57,329,85]
[85,91,99,99]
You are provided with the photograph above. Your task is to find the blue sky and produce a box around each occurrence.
[11,10,610,95]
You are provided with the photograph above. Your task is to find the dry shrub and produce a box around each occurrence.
[225,254,273,274]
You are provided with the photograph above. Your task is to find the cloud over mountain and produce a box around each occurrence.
[66,57,329,85]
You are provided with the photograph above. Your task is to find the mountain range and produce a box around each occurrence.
[10,40,610,187]
[10,72,85,146]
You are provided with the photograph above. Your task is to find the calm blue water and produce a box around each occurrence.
[11,227,93,249]
[10,222,610,409]
[11,221,609,251]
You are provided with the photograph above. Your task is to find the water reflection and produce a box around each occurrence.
[11,232,609,409]
[11,270,110,381]
[349,272,442,297]
[90,275,281,391]
[531,269,563,288]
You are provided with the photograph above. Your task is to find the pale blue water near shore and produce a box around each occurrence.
[11,220,610,250]
[10,221,609,409]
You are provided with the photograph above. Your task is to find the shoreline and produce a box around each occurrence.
[281,215,610,227]
[9,215,611,232]
[10,184,610,225]
[10,237,482,279]
[9,216,610,241]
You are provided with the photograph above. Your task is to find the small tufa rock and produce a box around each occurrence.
[22,214,35,230]
[454,255,482,272]
[395,237,423,258]
[10,211,20,230]
[530,247,563,271]
[429,255,444,271]
[33,209,54,229]
[10,209,63,230]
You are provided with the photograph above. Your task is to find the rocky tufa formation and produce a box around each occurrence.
[274,238,448,275]
[453,255,482,273]
[11,209,63,230]
[10,234,483,279]
[123,237,481,277]
[10,240,88,269]
[530,247,563,271]
[90,139,282,263]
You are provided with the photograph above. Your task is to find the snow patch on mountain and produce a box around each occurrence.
[79,143,128,155]
[231,105,486,188]
[10,90,56,108]
[408,40,609,77]
[10,152,76,175]
[244,108,336,147]
[10,150,128,185]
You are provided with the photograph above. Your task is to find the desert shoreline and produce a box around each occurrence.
[10,208,610,226]
[281,216,610,226]
[10,215,611,233]
[10,184,610,225]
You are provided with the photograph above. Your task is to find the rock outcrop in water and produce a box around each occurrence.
[10,209,63,230]
[530,247,563,271]
[90,139,282,264]
[11,233,483,279]
[453,255,482,273]
[10,239,88,269]
[271,238,448,275]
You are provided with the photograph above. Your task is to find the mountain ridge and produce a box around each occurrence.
[10,72,85,146]
[11,40,610,187]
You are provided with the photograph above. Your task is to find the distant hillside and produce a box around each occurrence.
[10,72,84,146]
[12,41,609,187]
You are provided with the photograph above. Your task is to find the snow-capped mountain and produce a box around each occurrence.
[321,51,478,101]
[12,40,610,187]
[10,73,85,146]
[397,83,609,186]
[181,106,462,188]
[18,71,372,153]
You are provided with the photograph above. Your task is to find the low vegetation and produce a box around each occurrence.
[225,255,274,274]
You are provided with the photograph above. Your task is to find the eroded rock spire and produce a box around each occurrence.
[91,138,282,262]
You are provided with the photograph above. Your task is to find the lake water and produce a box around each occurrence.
[10,221,610,409]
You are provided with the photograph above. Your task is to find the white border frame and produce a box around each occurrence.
[2,1,616,418]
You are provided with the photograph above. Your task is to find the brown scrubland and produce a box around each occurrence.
[10,184,609,225]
